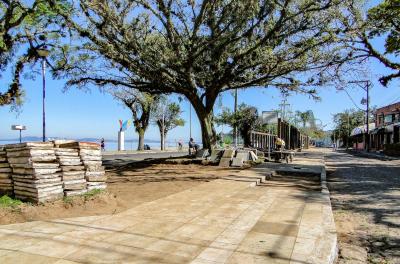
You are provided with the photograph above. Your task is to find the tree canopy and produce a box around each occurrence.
[295,110,316,128]
[111,87,159,150]
[215,103,259,147]
[49,0,358,148]
[0,0,69,106]
[332,108,366,147]
[152,96,185,150]
[347,0,400,86]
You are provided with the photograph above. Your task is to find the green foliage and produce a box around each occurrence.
[62,196,73,204]
[50,0,359,148]
[82,189,103,199]
[255,124,278,135]
[216,103,259,147]
[368,0,400,56]
[152,96,185,144]
[331,108,369,146]
[0,195,22,208]
[223,135,233,145]
[350,0,400,86]
[111,87,158,150]
[0,0,70,107]
[295,110,316,128]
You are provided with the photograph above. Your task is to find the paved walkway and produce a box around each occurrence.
[0,152,336,264]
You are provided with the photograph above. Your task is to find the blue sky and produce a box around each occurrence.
[1,0,399,143]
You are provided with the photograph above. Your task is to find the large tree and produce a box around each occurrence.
[215,103,259,147]
[295,110,316,128]
[50,0,357,149]
[112,88,159,150]
[152,96,185,150]
[332,108,368,147]
[0,0,68,106]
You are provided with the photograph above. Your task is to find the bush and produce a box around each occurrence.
[384,143,400,156]
[223,135,233,145]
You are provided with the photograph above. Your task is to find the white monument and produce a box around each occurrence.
[118,131,125,151]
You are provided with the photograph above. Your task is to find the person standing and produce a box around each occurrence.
[178,139,183,150]
[100,138,105,151]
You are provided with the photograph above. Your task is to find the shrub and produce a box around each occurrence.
[0,195,22,208]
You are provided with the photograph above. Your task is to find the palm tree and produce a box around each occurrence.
[296,110,315,128]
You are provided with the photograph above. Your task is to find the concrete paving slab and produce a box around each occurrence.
[0,150,337,264]
[218,157,231,167]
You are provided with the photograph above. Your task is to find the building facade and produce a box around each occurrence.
[370,102,400,151]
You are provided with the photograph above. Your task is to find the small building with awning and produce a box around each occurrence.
[350,123,375,150]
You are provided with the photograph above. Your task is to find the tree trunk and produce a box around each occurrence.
[137,129,145,150]
[186,92,217,150]
[159,129,165,150]
[160,131,164,150]
[198,112,216,150]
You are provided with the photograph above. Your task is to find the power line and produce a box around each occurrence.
[342,89,363,111]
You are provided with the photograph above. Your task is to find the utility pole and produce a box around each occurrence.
[162,105,165,151]
[366,82,370,152]
[349,80,371,152]
[278,93,290,149]
[347,113,350,149]
[279,95,290,121]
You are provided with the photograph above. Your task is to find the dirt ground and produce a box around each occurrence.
[0,162,246,225]
[325,151,400,264]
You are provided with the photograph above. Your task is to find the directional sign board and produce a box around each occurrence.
[12,125,26,130]
[261,111,278,125]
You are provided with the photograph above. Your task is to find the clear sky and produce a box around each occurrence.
[1,0,399,143]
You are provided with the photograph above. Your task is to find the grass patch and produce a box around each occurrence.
[63,196,74,205]
[0,195,23,208]
[82,189,103,199]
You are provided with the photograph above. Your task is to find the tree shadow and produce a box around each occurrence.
[326,151,400,240]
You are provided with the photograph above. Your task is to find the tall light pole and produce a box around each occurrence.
[234,88,238,147]
[37,48,49,142]
[189,103,192,139]
[349,80,371,152]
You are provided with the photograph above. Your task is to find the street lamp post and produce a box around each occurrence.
[37,48,49,142]
[189,103,192,139]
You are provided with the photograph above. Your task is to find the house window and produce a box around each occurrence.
[384,114,393,124]
[395,113,400,122]
[378,114,384,125]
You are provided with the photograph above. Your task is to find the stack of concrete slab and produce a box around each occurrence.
[231,151,248,167]
[0,146,13,195]
[207,149,224,163]
[60,142,106,191]
[219,149,234,167]
[54,143,87,197]
[5,142,63,203]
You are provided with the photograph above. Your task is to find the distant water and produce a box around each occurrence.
[0,140,180,151]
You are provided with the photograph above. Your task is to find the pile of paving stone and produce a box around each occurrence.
[60,142,106,191]
[0,146,13,195]
[5,142,63,203]
[218,149,259,168]
[54,141,87,197]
